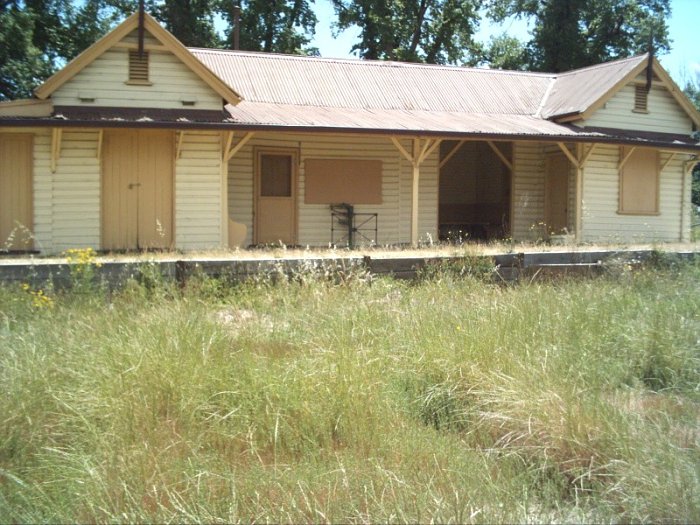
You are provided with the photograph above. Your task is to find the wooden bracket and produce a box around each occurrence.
[578,143,597,169]
[176,131,185,160]
[556,142,579,168]
[51,128,63,173]
[487,141,513,171]
[660,152,677,172]
[439,140,465,169]
[226,131,254,161]
[618,146,637,170]
[390,137,414,164]
[96,129,104,162]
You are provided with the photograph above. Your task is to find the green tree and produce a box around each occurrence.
[488,0,671,72]
[331,0,482,65]
[0,1,120,100]
[683,80,700,207]
[482,33,527,70]
[115,0,222,47]
[217,0,318,54]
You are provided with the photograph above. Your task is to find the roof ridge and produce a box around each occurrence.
[555,53,648,78]
[188,47,554,78]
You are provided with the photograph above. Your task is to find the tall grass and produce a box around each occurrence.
[0,260,698,523]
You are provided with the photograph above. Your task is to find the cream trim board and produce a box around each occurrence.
[34,12,241,105]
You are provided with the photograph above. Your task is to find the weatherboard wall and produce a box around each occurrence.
[581,145,687,242]
[51,31,222,111]
[228,132,439,247]
[582,83,692,134]
[174,131,223,249]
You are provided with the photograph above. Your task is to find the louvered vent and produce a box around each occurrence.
[128,50,149,82]
[634,85,648,112]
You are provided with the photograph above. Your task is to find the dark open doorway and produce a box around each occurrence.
[438,140,512,242]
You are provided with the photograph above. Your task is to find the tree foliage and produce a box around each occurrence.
[487,0,671,72]
[217,0,318,54]
[0,1,121,100]
[683,80,700,207]
[331,0,482,65]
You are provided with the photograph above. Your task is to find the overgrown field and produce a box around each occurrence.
[1,258,699,523]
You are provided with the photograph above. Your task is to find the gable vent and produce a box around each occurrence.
[128,50,149,83]
[634,85,648,112]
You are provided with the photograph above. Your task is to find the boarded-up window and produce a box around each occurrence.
[128,50,149,83]
[619,148,658,215]
[305,159,382,204]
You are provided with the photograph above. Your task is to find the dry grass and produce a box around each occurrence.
[0,258,698,522]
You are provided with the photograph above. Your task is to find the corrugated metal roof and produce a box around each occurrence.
[190,49,552,115]
[223,101,588,136]
[542,55,647,118]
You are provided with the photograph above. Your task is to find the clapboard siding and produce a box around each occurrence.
[581,145,684,242]
[33,130,53,252]
[583,84,692,134]
[228,133,438,247]
[175,131,223,249]
[511,142,545,240]
[52,31,222,110]
[51,131,101,251]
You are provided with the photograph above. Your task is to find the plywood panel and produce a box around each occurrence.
[619,148,658,215]
[305,159,382,204]
[0,134,33,250]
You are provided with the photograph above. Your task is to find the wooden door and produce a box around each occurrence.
[0,134,33,251]
[136,130,173,249]
[255,151,296,245]
[545,154,570,236]
[102,130,173,250]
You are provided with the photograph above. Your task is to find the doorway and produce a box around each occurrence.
[0,134,33,251]
[545,153,570,236]
[102,129,173,250]
[255,149,297,245]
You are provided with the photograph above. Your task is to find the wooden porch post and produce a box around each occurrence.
[391,136,441,246]
[557,142,596,243]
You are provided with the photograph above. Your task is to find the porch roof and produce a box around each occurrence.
[3,104,699,152]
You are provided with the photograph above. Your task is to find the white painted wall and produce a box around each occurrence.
[583,83,692,134]
[174,131,223,250]
[581,145,687,242]
[52,31,223,111]
[228,132,439,247]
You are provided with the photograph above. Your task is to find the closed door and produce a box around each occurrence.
[102,130,173,250]
[0,134,33,251]
[545,154,569,236]
[255,151,296,245]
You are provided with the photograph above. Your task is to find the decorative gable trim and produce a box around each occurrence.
[555,57,700,128]
[34,12,241,105]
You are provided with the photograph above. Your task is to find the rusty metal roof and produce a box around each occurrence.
[224,101,583,136]
[541,55,648,118]
[190,48,552,115]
